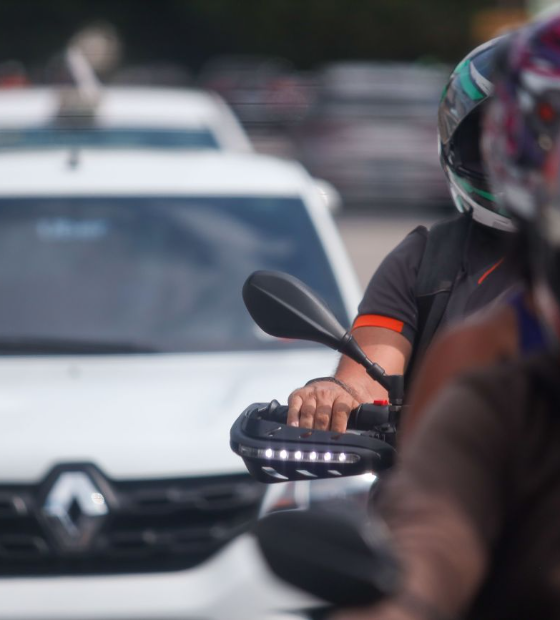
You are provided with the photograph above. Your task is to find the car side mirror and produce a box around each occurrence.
[255,509,401,607]
[314,178,342,213]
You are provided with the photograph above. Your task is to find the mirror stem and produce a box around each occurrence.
[339,333,405,406]
[338,333,390,390]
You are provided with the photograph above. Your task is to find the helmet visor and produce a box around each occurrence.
[452,105,488,180]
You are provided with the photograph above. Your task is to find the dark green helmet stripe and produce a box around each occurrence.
[457,177,496,202]
[457,60,485,102]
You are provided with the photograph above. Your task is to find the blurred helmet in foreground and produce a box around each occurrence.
[483,12,560,340]
[482,14,560,225]
[438,37,515,231]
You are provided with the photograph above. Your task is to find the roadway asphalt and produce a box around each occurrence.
[335,210,442,289]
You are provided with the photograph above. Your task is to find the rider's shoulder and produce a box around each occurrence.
[371,225,429,276]
[390,225,428,253]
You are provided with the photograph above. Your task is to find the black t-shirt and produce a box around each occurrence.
[355,220,518,345]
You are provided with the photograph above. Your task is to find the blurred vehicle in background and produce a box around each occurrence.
[111,61,192,87]
[0,148,360,618]
[293,61,451,209]
[0,86,252,152]
[199,55,312,129]
[0,60,29,88]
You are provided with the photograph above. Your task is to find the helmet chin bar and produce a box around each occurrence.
[472,203,516,232]
[448,175,516,233]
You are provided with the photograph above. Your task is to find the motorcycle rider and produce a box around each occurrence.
[401,20,557,439]
[333,14,560,619]
[287,38,519,433]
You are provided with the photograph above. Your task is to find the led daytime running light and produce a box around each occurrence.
[238,444,360,464]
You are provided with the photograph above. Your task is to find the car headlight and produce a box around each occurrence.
[259,473,377,518]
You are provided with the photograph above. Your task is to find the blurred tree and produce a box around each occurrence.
[0,0,525,75]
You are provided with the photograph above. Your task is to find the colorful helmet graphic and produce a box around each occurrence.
[482,14,560,224]
[483,11,560,332]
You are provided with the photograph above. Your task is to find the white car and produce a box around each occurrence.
[0,86,252,152]
[0,149,360,619]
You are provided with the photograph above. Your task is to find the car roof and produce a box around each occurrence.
[0,149,313,196]
[0,86,234,129]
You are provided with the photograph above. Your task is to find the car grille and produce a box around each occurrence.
[0,472,266,576]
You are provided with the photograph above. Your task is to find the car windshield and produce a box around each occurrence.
[0,127,219,150]
[0,196,348,354]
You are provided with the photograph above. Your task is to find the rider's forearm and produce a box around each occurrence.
[333,326,411,403]
[335,355,391,402]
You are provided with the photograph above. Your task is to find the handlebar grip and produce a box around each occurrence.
[348,403,390,430]
[258,400,390,431]
[259,400,289,423]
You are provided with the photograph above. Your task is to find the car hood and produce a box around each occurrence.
[0,349,338,483]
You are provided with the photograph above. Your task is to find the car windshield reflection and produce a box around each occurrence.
[0,196,348,354]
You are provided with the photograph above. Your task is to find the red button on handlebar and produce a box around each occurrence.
[373,399,389,406]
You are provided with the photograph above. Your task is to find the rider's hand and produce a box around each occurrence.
[287,381,360,433]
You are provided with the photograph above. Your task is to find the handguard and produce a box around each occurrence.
[230,400,396,483]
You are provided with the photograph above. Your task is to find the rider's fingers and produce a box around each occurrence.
[330,397,353,433]
[299,396,318,429]
[311,387,337,431]
[313,401,333,430]
[287,393,303,427]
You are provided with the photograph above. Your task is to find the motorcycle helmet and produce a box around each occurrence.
[482,12,560,340]
[439,37,515,232]
[483,14,560,225]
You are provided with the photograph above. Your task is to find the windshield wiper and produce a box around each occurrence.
[0,336,160,355]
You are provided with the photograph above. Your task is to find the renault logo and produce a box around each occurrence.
[42,470,110,553]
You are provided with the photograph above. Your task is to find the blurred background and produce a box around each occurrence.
[0,2,553,616]
[0,0,544,284]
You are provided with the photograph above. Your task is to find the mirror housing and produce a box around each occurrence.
[243,270,347,350]
[255,510,401,607]
[242,271,393,392]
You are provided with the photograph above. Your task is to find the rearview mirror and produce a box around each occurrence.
[255,510,401,607]
[243,270,347,351]
[243,270,381,377]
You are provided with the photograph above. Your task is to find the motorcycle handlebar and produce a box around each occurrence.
[260,400,392,431]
